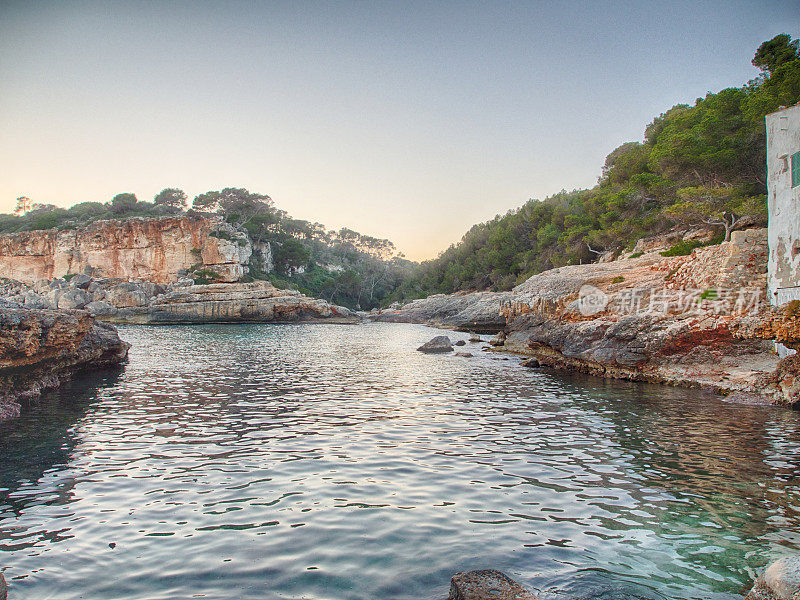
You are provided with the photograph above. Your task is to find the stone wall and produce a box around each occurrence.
[666,228,768,293]
[0,215,256,284]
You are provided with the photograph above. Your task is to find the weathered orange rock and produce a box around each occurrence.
[0,215,251,284]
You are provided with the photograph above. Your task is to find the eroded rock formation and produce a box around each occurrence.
[501,229,800,403]
[0,309,130,421]
[0,277,357,325]
[372,291,513,332]
[0,215,263,284]
[103,281,357,324]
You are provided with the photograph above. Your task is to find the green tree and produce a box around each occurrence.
[753,33,800,74]
[192,191,221,212]
[666,186,766,241]
[154,188,187,209]
[14,196,33,215]
[110,193,138,214]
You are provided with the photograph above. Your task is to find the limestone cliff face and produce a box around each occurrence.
[0,308,130,421]
[0,215,257,284]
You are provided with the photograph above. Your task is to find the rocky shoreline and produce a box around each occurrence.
[0,277,357,325]
[378,228,800,406]
[0,308,130,422]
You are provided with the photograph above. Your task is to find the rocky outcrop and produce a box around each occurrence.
[372,291,513,332]
[746,555,800,600]
[383,228,799,404]
[448,570,538,600]
[417,335,453,353]
[0,309,130,421]
[0,275,357,325]
[500,228,800,404]
[0,214,265,284]
[100,281,357,324]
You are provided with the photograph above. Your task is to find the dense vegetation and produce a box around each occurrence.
[388,34,800,300]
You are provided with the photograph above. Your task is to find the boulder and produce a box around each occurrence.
[23,292,51,309]
[746,556,800,600]
[57,288,90,310]
[85,301,118,317]
[448,570,538,600]
[489,331,507,347]
[0,298,20,310]
[44,288,64,307]
[417,335,453,353]
[454,340,466,346]
[69,273,92,289]
[520,358,540,368]
[469,334,483,342]
[105,284,149,308]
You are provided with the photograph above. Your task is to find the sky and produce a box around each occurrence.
[0,1,797,261]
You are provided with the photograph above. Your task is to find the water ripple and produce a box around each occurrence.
[0,322,799,600]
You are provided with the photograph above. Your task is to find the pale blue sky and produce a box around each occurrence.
[1,1,797,259]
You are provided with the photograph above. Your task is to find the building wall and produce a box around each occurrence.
[767,104,800,299]
[766,104,800,357]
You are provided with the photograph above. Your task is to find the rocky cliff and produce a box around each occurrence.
[0,308,130,421]
[501,228,800,404]
[0,215,265,284]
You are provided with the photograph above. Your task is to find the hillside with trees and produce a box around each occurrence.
[388,34,800,300]
[0,188,412,311]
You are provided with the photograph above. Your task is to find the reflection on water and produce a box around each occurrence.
[0,322,799,600]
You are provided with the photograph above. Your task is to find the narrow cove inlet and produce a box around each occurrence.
[1,322,799,600]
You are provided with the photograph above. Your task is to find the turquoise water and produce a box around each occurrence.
[1,322,800,600]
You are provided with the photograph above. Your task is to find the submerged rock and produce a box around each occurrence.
[454,340,466,346]
[455,351,473,357]
[746,555,800,600]
[417,335,453,353]
[489,331,507,347]
[448,570,538,600]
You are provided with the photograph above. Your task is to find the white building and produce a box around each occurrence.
[766,103,800,356]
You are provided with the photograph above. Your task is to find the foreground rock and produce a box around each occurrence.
[746,555,800,600]
[448,570,538,600]
[372,291,512,332]
[0,278,357,325]
[0,309,130,421]
[0,572,6,600]
[417,335,453,353]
